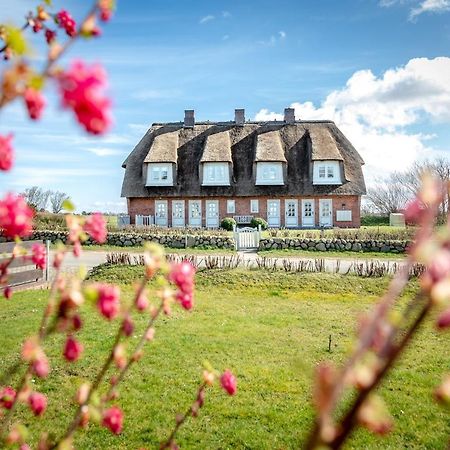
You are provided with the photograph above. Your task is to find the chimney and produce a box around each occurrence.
[235,108,245,126]
[284,107,295,124]
[184,109,195,128]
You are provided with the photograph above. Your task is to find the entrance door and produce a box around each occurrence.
[172,200,185,227]
[319,199,333,227]
[267,200,280,228]
[301,199,315,227]
[189,200,202,227]
[285,199,298,228]
[206,200,219,228]
[155,200,168,227]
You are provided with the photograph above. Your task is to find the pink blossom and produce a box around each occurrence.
[0,193,34,238]
[55,10,77,37]
[95,283,120,319]
[102,406,123,434]
[220,370,237,396]
[28,392,47,416]
[169,261,196,310]
[0,386,16,409]
[176,291,194,310]
[32,354,50,378]
[99,0,114,21]
[73,241,82,257]
[72,314,82,331]
[45,29,56,44]
[24,88,45,120]
[57,61,112,135]
[404,198,426,224]
[63,336,84,362]
[0,133,14,171]
[4,286,12,299]
[84,213,107,243]
[30,243,46,269]
[135,291,149,312]
[437,307,450,329]
[122,315,134,336]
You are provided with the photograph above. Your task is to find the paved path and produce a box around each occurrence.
[50,249,407,279]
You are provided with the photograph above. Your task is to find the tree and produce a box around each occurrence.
[50,191,70,213]
[22,186,52,211]
[366,174,410,215]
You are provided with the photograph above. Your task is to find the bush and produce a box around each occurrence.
[220,217,236,231]
[250,217,268,230]
[361,215,390,226]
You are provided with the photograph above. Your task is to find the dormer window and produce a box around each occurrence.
[313,161,342,185]
[146,163,173,186]
[256,162,284,185]
[202,162,230,186]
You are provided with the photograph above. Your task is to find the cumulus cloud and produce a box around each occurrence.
[255,57,450,183]
[410,0,450,19]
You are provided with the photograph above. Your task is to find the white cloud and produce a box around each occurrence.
[255,57,450,184]
[84,147,125,157]
[222,34,230,41]
[279,31,287,39]
[222,11,232,18]
[258,31,287,46]
[199,15,215,24]
[410,0,450,19]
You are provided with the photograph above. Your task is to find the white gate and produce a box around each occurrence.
[135,215,154,227]
[233,226,261,250]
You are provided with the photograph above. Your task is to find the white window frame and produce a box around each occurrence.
[227,199,235,214]
[250,199,259,213]
[202,162,230,186]
[256,162,284,185]
[313,161,341,185]
[146,163,173,186]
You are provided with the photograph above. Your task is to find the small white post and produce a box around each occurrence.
[45,239,50,281]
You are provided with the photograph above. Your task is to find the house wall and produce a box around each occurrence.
[127,195,361,228]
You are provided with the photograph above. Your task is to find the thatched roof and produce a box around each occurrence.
[200,131,232,163]
[121,120,366,198]
[143,130,178,163]
[255,130,287,162]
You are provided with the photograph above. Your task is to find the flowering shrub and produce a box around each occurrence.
[0,2,236,449]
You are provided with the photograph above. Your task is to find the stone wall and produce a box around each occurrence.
[19,230,235,250]
[259,237,408,253]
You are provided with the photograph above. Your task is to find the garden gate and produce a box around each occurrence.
[233,226,261,251]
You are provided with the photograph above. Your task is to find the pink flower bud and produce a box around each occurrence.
[113,344,127,369]
[63,336,84,362]
[435,374,450,404]
[135,291,149,312]
[73,241,82,257]
[102,406,123,434]
[84,213,107,243]
[220,370,237,396]
[95,283,120,320]
[32,354,50,378]
[0,134,14,171]
[76,383,90,405]
[145,327,155,341]
[4,286,12,299]
[55,9,77,37]
[0,386,16,409]
[203,370,215,386]
[24,88,45,120]
[357,395,393,436]
[0,193,33,238]
[28,392,47,416]
[437,307,450,329]
[122,315,134,336]
[30,243,46,269]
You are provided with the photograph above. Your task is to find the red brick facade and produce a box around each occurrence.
[128,195,361,228]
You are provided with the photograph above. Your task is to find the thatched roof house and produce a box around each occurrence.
[122,108,365,228]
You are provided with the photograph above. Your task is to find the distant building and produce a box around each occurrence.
[121,108,366,228]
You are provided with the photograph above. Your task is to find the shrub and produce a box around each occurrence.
[250,217,268,230]
[361,215,390,226]
[220,217,236,231]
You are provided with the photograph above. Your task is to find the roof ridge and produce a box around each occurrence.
[150,120,336,126]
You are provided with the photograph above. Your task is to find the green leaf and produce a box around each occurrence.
[5,26,28,55]
[28,74,45,91]
[44,0,52,5]
[62,199,75,212]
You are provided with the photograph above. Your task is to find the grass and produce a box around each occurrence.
[258,248,406,260]
[0,268,447,449]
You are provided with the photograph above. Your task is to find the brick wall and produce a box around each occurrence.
[127,195,361,228]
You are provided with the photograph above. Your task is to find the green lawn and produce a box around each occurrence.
[258,248,407,260]
[0,268,447,449]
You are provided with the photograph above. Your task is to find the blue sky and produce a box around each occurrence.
[1,0,449,212]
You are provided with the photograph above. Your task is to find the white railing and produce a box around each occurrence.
[117,215,131,228]
[233,215,253,224]
[233,225,261,250]
[135,215,155,227]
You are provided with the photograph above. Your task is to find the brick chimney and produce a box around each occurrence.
[184,110,195,128]
[284,107,295,124]
[235,109,245,126]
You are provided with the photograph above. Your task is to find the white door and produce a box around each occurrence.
[267,200,280,228]
[301,199,315,227]
[155,200,168,227]
[206,200,219,228]
[189,200,202,227]
[172,200,185,227]
[285,199,298,228]
[319,199,333,227]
